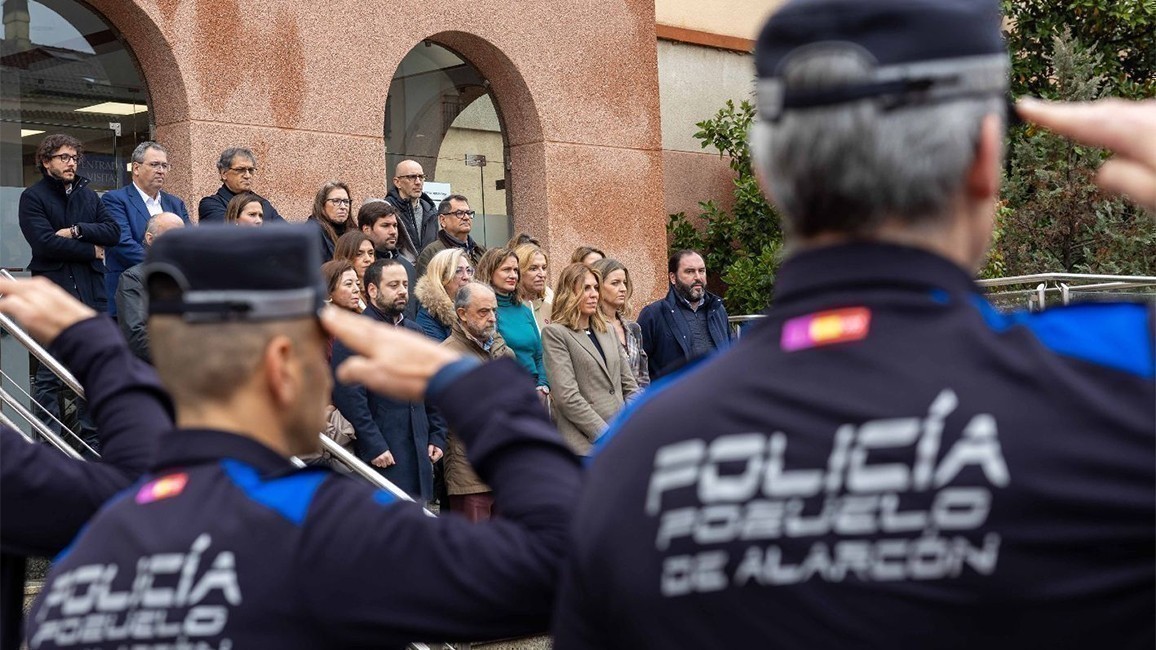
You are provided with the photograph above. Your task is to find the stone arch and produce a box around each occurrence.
[386,30,548,242]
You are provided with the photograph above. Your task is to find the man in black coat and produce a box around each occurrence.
[332,258,446,501]
[0,275,171,650]
[197,146,285,223]
[18,133,122,448]
[384,159,438,256]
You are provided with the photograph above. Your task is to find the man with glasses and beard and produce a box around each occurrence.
[637,249,732,380]
[18,133,121,450]
[332,258,447,502]
[197,146,285,224]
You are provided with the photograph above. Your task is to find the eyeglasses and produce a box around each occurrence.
[455,266,474,277]
[141,161,170,170]
[397,174,426,182]
[229,166,257,175]
[50,153,81,164]
[326,198,352,206]
[444,210,475,220]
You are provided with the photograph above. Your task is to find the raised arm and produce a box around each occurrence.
[0,277,172,556]
[302,356,581,645]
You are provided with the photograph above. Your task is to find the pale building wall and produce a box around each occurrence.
[657,39,756,224]
[655,0,783,40]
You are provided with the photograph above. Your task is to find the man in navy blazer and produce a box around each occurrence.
[102,141,190,317]
[637,249,733,380]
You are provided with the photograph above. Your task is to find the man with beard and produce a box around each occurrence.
[439,281,514,522]
[637,249,732,380]
[358,200,417,319]
[332,258,446,501]
[18,133,121,450]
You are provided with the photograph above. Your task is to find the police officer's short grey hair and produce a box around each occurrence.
[131,141,167,164]
[454,281,494,313]
[216,147,257,173]
[749,48,1005,237]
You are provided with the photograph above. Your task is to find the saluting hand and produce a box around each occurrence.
[322,306,463,402]
[0,276,97,345]
[1018,98,1156,211]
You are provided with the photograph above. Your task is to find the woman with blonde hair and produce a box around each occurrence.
[478,247,549,396]
[309,180,357,262]
[542,263,639,454]
[513,242,553,332]
[333,231,375,309]
[413,248,473,341]
[591,257,649,388]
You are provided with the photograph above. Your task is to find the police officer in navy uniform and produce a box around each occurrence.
[552,1,1155,648]
[25,226,581,648]
[0,276,171,650]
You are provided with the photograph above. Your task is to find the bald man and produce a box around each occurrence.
[385,159,439,255]
[115,211,185,361]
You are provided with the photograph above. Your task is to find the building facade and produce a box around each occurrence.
[1,0,779,298]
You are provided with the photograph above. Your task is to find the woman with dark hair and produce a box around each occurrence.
[224,191,263,226]
[321,259,361,314]
[591,257,649,388]
[333,231,375,309]
[413,248,473,341]
[542,263,638,455]
[570,245,605,266]
[478,248,549,397]
[309,181,356,262]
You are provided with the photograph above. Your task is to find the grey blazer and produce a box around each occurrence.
[541,323,640,455]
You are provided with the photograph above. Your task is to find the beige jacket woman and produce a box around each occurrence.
[541,323,639,455]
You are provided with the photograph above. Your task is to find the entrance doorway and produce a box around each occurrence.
[385,42,512,248]
[1,0,151,271]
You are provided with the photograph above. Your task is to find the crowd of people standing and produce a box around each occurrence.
[17,137,736,519]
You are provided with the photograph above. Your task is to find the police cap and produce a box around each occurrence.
[144,225,325,323]
[754,0,1009,122]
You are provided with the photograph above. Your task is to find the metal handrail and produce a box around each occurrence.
[977,272,1156,288]
[0,410,36,443]
[0,269,86,397]
[0,368,100,457]
[0,387,82,459]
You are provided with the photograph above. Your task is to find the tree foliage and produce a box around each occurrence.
[985,27,1156,277]
[671,4,1156,308]
[667,100,784,315]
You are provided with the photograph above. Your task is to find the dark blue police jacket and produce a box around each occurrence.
[637,284,732,380]
[553,243,1155,649]
[26,359,580,649]
[101,184,190,317]
[18,173,121,310]
[1,317,170,650]
[196,184,286,224]
[332,305,448,501]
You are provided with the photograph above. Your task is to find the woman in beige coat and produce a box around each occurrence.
[542,263,640,455]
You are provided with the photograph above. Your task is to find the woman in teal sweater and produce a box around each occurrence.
[477,248,550,400]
